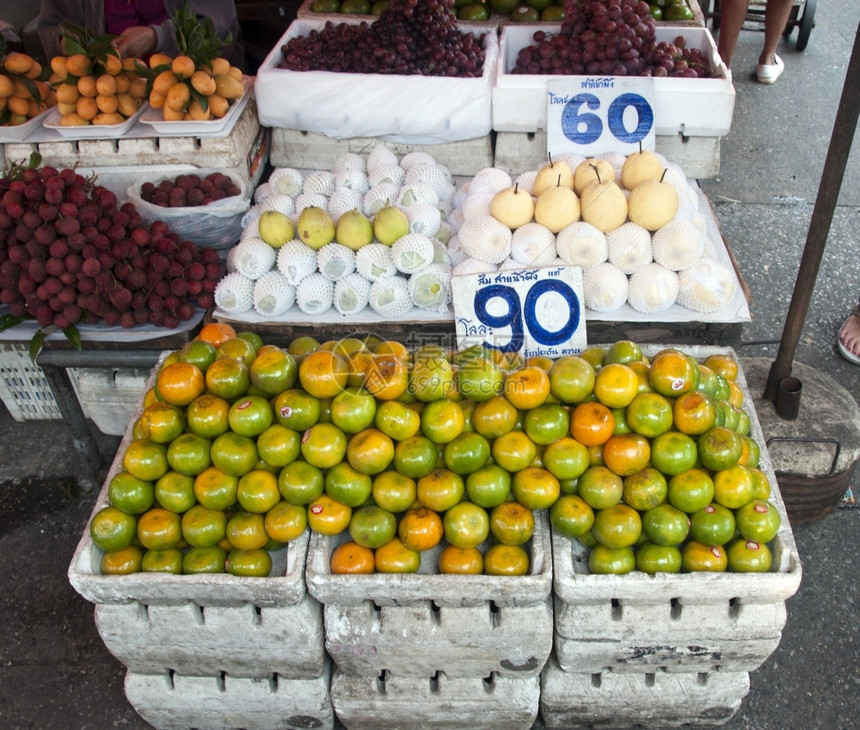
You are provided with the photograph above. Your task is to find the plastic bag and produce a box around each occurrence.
[127,169,251,251]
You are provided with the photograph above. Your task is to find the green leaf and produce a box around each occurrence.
[63,325,82,350]
[28,151,42,169]
[29,328,51,362]
[189,87,209,111]
[0,313,33,332]
[0,108,10,126]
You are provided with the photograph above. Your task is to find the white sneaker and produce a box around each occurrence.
[756,54,785,84]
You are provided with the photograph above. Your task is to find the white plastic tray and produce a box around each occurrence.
[138,76,253,135]
[0,107,54,142]
[42,102,147,139]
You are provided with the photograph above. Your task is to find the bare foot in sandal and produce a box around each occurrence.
[838,311,860,364]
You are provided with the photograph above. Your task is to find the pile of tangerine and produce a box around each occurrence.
[88,327,778,578]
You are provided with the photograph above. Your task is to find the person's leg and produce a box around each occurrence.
[716,0,752,69]
[759,0,794,66]
[838,301,860,364]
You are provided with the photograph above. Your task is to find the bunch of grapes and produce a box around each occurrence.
[278,0,486,77]
[512,0,713,78]
[0,166,224,331]
[140,172,242,208]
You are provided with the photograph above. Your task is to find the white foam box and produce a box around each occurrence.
[331,667,539,730]
[269,128,494,177]
[296,0,502,31]
[68,394,325,680]
[124,661,335,730]
[71,367,150,435]
[540,653,749,729]
[492,25,735,136]
[552,345,802,675]
[2,100,270,197]
[255,19,498,146]
[0,342,64,421]
[305,511,553,679]
[493,129,722,179]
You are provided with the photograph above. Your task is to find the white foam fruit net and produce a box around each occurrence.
[369,275,413,318]
[294,192,329,216]
[459,192,495,220]
[334,168,370,194]
[259,192,295,217]
[404,165,455,202]
[317,242,356,282]
[296,272,334,315]
[253,182,272,205]
[302,170,335,197]
[557,153,586,173]
[391,233,436,275]
[233,237,277,280]
[514,169,538,196]
[606,222,653,274]
[239,212,260,240]
[447,206,465,233]
[409,263,452,312]
[627,262,680,314]
[651,219,705,271]
[432,240,452,266]
[446,235,467,266]
[435,221,455,245]
[276,240,317,285]
[498,257,523,271]
[452,257,498,277]
[215,272,254,314]
[597,150,627,177]
[677,258,737,313]
[399,151,437,172]
[405,203,442,238]
[366,143,399,172]
[510,222,557,266]
[267,167,303,197]
[582,262,629,313]
[363,183,402,217]
[333,152,366,174]
[368,164,406,188]
[556,221,608,268]
[225,244,239,273]
[334,272,372,316]
[327,189,363,222]
[253,270,296,317]
[458,215,512,265]
[469,167,513,196]
[356,243,397,281]
[397,181,439,208]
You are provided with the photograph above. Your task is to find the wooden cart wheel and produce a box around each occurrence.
[795,0,816,51]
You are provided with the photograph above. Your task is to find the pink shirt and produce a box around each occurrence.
[103,0,169,35]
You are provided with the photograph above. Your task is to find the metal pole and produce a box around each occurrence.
[764,20,860,404]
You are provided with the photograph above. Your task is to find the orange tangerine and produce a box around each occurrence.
[489,500,535,546]
[570,401,615,447]
[703,353,739,381]
[204,356,251,400]
[483,543,530,576]
[374,537,421,573]
[438,545,484,574]
[136,507,182,550]
[491,430,537,473]
[226,511,269,550]
[330,541,375,574]
[504,366,551,410]
[601,433,651,477]
[299,350,349,398]
[511,466,560,510]
[347,428,395,475]
[198,322,237,348]
[593,362,639,409]
[416,468,464,512]
[398,506,444,551]
[649,350,699,398]
[186,394,230,438]
[364,354,410,400]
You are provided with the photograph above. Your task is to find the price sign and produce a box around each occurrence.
[546,76,657,157]
[451,265,587,360]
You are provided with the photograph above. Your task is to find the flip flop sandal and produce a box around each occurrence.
[836,309,860,365]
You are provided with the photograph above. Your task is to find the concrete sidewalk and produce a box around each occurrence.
[1,2,859,729]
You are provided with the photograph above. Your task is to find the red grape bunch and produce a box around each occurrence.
[0,166,225,331]
[512,0,714,78]
[277,0,486,77]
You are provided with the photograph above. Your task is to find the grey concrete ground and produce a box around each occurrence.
[1,1,859,729]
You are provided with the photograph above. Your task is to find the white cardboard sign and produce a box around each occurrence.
[546,76,657,157]
[452,265,587,360]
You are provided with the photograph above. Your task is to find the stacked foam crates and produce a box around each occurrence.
[305,513,554,729]
[67,375,334,730]
[540,347,803,728]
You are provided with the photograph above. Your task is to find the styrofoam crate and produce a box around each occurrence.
[269,128,494,176]
[493,129,722,179]
[95,592,324,679]
[306,509,552,609]
[0,342,63,421]
[492,25,735,135]
[551,345,802,675]
[296,0,501,31]
[331,668,539,730]
[71,367,150,436]
[124,661,334,730]
[307,512,552,678]
[540,653,749,729]
[255,19,498,145]
[3,100,270,196]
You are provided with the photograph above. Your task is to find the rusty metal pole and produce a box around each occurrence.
[764,20,860,406]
